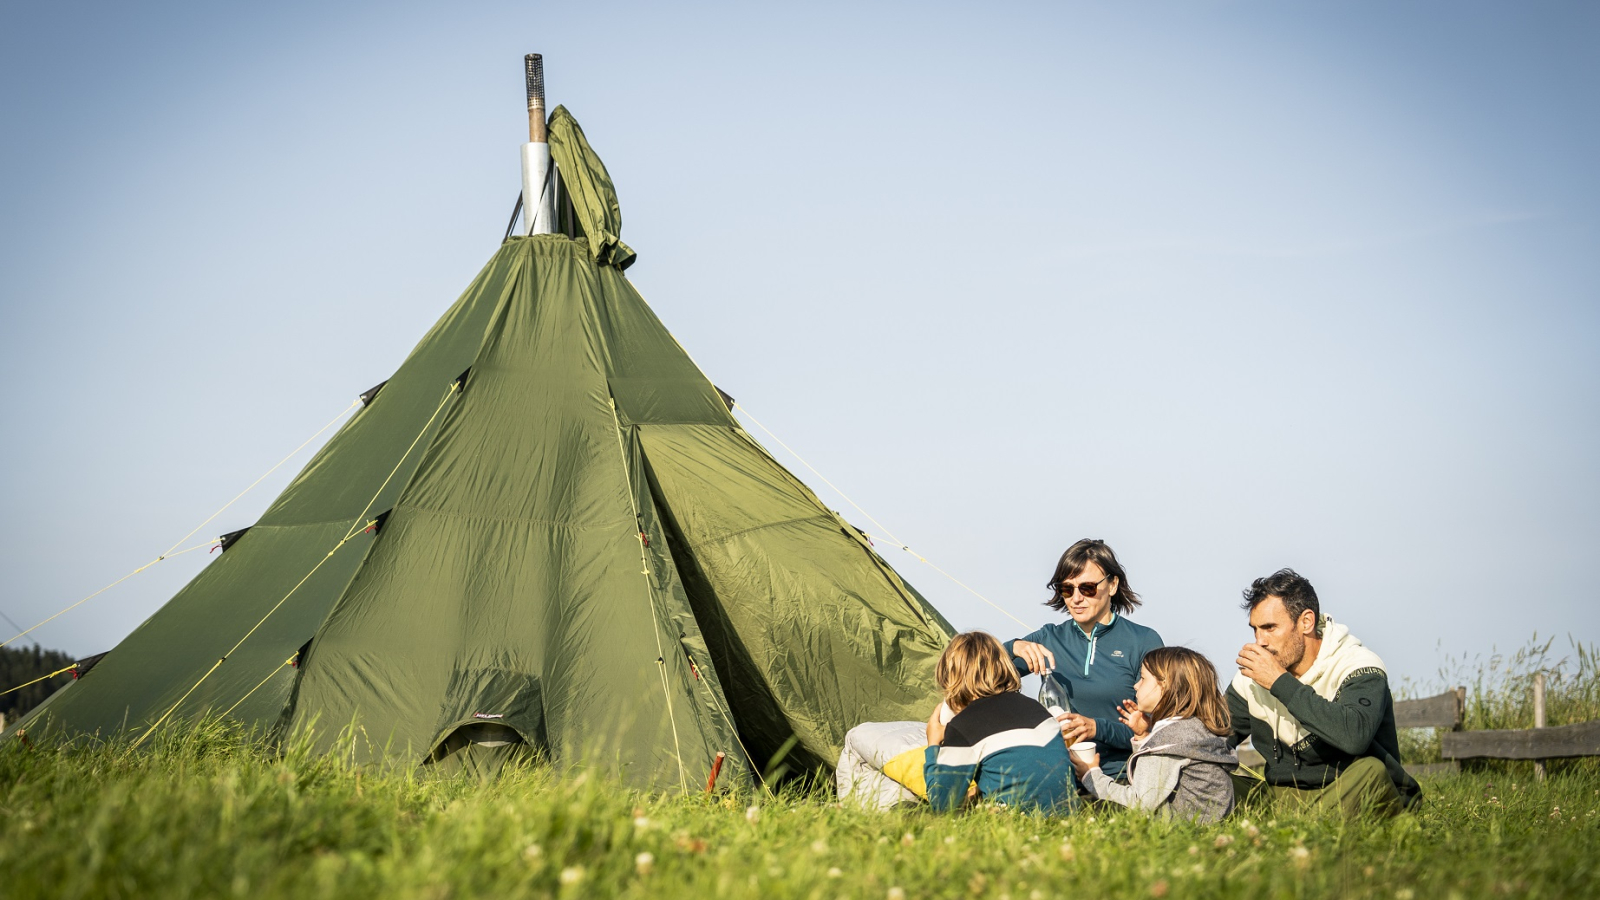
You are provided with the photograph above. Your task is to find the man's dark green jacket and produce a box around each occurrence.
[1227,666,1421,808]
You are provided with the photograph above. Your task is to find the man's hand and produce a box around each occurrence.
[1237,642,1289,690]
[1117,699,1151,739]
[1056,712,1096,745]
[1011,640,1055,675]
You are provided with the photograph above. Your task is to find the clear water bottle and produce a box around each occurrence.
[1038,676,1071,716]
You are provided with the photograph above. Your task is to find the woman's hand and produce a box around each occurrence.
[1069,749,1101,778]
[1117,699,1151,739]
[1056,712,1097,745]
[1011,640,1055,675]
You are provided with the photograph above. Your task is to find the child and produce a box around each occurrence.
[923,631,1076,813]
[1070,646,1236,823]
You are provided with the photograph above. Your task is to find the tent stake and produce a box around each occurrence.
[705,751,726,794]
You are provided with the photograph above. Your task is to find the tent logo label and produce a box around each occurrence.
[472,713,506,719]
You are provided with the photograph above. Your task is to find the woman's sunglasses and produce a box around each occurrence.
[1052,575,1111,599]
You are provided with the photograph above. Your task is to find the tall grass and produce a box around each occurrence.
[3,722,1597,900]
[1395,634,1599,770]
[2,639,1597,900]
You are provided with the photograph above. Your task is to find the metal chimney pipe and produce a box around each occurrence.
[526,54,547,143]
[521,53,556,235]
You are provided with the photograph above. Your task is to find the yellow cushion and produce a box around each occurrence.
[881,745,930,799]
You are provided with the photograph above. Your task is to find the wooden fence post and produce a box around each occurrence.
[1533,672,1547,781]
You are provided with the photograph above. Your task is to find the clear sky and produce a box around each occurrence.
[2,1,1596,691]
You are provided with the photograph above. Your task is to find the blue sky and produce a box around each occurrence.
[2,1,1596,689]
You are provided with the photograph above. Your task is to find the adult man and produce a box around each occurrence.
[1228,569,1420,817]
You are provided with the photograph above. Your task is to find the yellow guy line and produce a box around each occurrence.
[130,531,362,748]
[133,383,460,748]
[158,399,362,558]
[732,403,1029,629]
[0,399,362,650]
[219,656,298,719]
[0,663,80,697]
[607,398,688,793]
[0,540,216,650]
[686,659,762,784]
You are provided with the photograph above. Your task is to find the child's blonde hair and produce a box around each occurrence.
[1141,646,1231,736]
[935,631,1022,713]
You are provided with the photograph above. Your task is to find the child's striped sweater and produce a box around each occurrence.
[924,692,1077,813]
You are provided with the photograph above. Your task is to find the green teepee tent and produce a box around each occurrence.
[9,103,953,790]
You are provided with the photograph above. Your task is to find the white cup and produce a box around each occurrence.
[1069,741,1097,765]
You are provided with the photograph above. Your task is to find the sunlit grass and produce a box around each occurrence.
[2,640,1597,899]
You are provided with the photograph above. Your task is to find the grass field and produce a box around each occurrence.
[2,639,1596,900]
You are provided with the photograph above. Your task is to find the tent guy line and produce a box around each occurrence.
[626,267,1020,633]
[130,382,462,750]
[0,609,39,647]
[0,663,81,698]
[156,399,364,560]
[685,649,763,782]
[0,398,363,651]
[731,403,1030,629]
[219,655,299,720]
[0,539,216,652]
[608,395,690,793]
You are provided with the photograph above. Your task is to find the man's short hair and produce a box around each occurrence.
[1241,568,1322,637]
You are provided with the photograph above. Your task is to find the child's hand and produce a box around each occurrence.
[1069,750,1100,778]
[925,703,947,745]
[1117,699,1151,738]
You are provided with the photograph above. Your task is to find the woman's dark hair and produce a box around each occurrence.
[1044,538,1141,615]
[1240,568,1322,637]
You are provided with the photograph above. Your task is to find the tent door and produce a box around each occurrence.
[427,722,532,779]
[424,667,548,778]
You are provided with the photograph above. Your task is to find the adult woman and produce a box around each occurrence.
[1006,538,1163,779]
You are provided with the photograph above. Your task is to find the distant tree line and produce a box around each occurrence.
[1,645,77,721]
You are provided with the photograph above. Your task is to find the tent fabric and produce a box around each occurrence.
[547,105,635,271]
[10,108,953,791]
[10,249,527,740]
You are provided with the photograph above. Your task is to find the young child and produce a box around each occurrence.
[1070,646,1237,823]
[923,631,1076,813]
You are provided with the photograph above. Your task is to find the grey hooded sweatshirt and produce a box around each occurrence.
[1081,717,1237,824]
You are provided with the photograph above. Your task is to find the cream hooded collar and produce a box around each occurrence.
[1231,617,1385,749]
